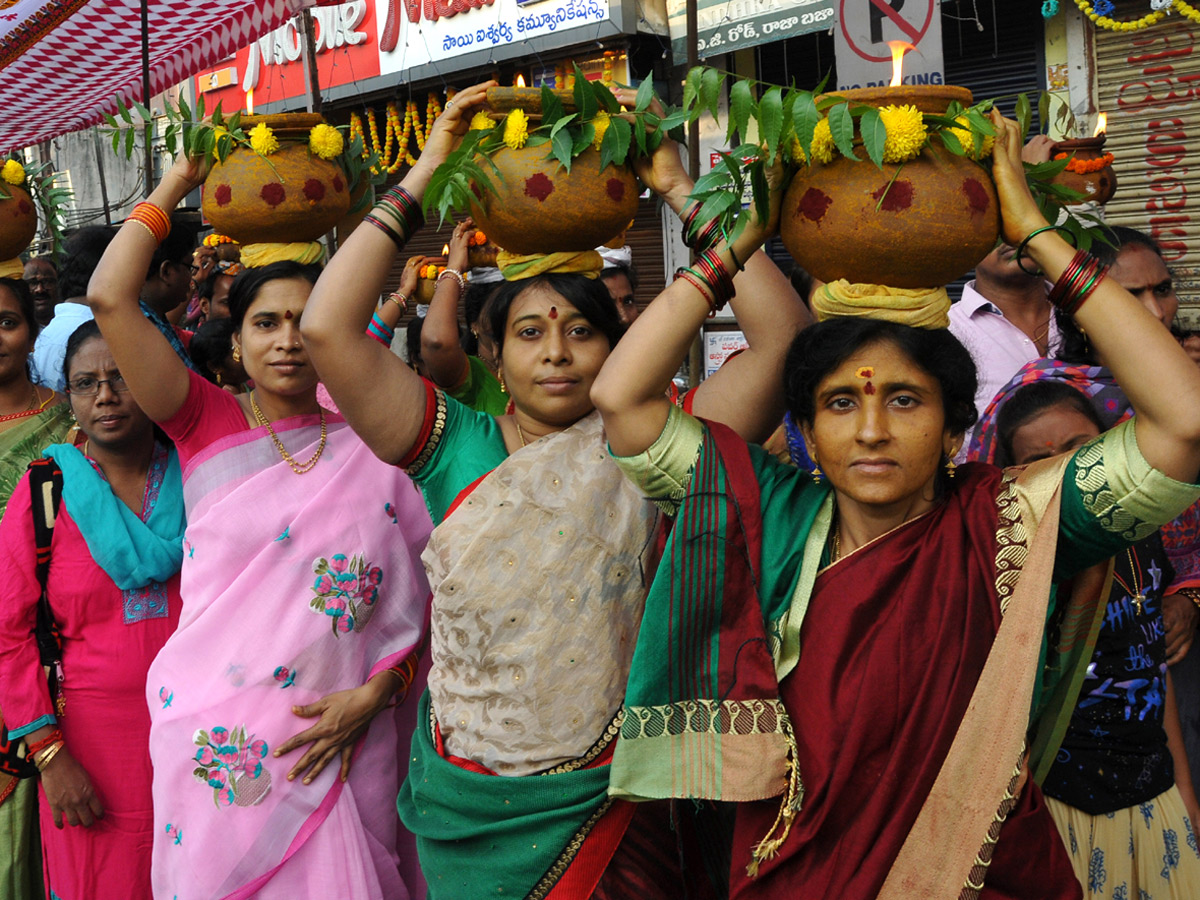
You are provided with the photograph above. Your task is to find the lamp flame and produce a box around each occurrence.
[245,87,254,116]
[888,41,916,88]
[515,74,526,88]
[1093,112,1107,137]
[441,244,450,256]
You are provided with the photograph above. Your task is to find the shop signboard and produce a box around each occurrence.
[666,0,837,65]
[376,0,613,79]
[833,0,945,90]
[193,0,380,113]
[705,329,749,377]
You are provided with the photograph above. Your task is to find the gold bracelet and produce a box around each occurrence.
[34,741,64,772]
[1177,587,1200,612]
[387,292,409,311]
[127,219,161,242]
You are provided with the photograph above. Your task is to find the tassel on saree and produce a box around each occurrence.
[746,719,804,878]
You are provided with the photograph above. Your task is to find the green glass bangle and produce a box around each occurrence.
[1013,224,1077,277]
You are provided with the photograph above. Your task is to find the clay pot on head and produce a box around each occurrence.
[780,86,1000,289]
[203,113,351,245]
[0,183,38,260]
[1048,136,1117,206]
[467,87,639,255]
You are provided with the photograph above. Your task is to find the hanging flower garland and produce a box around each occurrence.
[1070,0,1199,30]
[349,99,433,174]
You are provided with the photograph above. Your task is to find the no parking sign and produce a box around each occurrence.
[833,0,945,91]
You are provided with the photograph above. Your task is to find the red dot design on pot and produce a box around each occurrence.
[215,184,233,207]
[303,179,326,203]
[260,183,286,207]
[797,187,832,224]
[606,178,625,203]
[524,173,555,202]
[16,199,31,214]
[332,174,344,193]
[872,180,913,213]
[962,178,990,216]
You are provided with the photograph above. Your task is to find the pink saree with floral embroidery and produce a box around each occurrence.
[145,416,432,900]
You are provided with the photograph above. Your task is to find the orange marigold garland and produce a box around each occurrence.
[1054,151,1115,174]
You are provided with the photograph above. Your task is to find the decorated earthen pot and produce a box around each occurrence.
[203,113,351,245]
[468,88,639,255]
[0,183,38,261]
[1049,136,1117,206]
[780,86,1000,289]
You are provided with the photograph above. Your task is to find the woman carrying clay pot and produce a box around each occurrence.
[589,111,1200,899]
[85,164,435,896]
[301,82,808,897]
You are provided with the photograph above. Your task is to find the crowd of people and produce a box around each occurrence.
[1,79,1199,900]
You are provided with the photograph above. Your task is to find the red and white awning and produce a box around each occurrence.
[0,0,318,152]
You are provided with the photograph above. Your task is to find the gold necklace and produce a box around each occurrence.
[250,391,327,475]
[515,419,528,447]
[831,523,841,563]
[1111,546,1147,614]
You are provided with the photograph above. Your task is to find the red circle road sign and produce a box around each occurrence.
[839,0,936,63]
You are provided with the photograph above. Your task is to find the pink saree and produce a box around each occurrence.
[146,417,432,900]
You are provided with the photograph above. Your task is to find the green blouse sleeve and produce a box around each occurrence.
[609,405,706,516]
[447,356,510,417]
[1055,418,1200,580]
[408,391,508,524]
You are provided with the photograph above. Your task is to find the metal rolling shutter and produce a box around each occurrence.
[1095,1,1200,313]
[942,0,1046,122]
[625,195,667,315]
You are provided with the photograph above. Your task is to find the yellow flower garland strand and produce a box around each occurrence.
[350,97,439,174]
[1072,0,1199,30]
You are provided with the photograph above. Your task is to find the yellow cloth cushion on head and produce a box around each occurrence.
[496,250,603,281]
[239,241,325,269]
[0,257,23,278]
[812,279,951,330]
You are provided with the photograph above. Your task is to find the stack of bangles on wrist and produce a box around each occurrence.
[25,728,65,772]
[437,268,465,291]
[368,310,396,345]
[681,202,722,254]
[364,186,424,249]
[126,202,171,244]
[1047,248,1109,317]
[675,247,736,316]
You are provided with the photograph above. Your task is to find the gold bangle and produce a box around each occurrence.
[387,292,409,311]
[1177,588,1200,612]
[127,219,161,243]
[34,741,64,772]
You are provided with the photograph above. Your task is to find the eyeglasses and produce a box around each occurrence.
[66,374,130,396]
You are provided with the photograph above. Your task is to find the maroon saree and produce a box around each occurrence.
[728,464,1082,900]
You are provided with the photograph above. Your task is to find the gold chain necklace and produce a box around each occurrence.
[515,419,528,447]
[1111,546,1147,615]
[250,391,327,475]
[830,523,841,563]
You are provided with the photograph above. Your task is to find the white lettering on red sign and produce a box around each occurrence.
[242,1,369,93]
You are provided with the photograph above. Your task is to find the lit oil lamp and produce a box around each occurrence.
[1050,111,1117,205]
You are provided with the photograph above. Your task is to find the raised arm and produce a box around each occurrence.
[991,111,1200,482]
[420,218,474,390]
[611,88,811,444]
[592,153,787,456]
[301,82,494,465]
[86,158,202,422]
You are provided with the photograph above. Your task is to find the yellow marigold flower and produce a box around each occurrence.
[947,115,995,160]
[878,104,927,164]
[469,111,494,131]
[591,112,610,150]
[786,135,808,165]
[1,159,25,185]
[502,109,529,151]
[248,122,280,156]
[308,123,344,160]
[810,117,835,165]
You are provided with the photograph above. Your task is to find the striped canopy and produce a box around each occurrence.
[0,0,318,152]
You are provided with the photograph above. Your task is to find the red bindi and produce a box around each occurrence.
[548,306,558,319]
[863,382,876,395]
[284,310,294,319]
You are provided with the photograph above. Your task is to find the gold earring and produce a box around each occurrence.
[811,463,823,484]
[231,345,241,363]
[499,373,507,394]
[945,456,957,479]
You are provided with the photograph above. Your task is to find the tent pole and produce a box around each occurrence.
[300,9,322,114]
[141,0,153,197]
